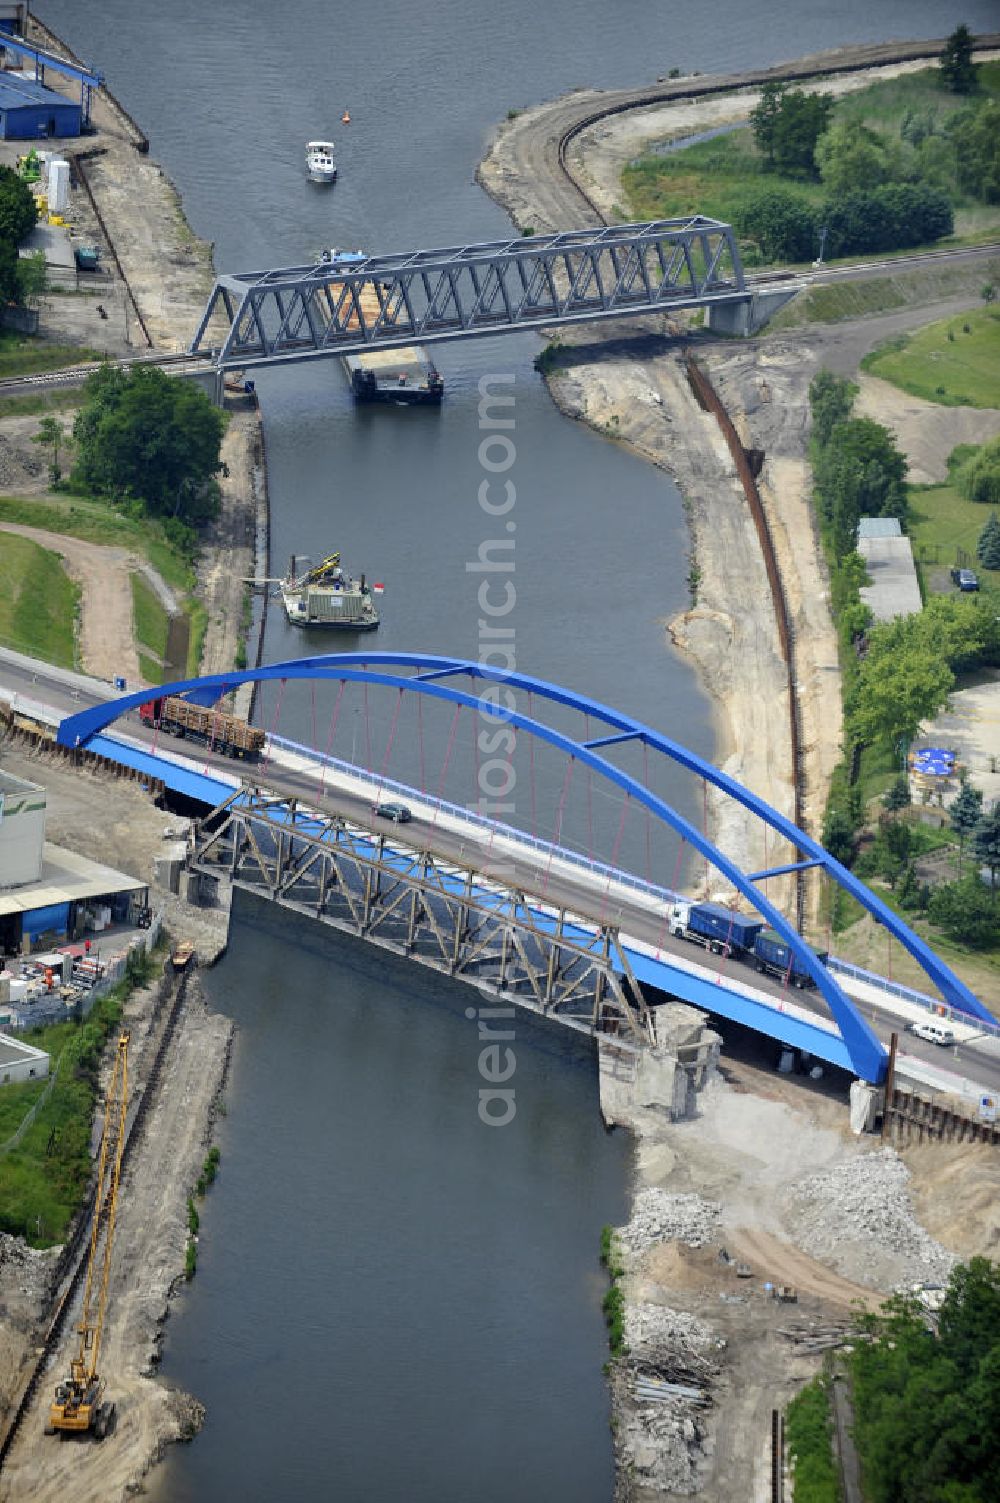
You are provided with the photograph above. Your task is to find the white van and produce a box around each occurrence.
[912,1020,956,1047]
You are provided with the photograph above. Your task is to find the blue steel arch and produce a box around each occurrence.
[58,653,995,1070]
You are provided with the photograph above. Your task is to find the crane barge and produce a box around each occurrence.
[45,1031,129,1440]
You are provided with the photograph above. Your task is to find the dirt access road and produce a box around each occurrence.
[0,521,177,686]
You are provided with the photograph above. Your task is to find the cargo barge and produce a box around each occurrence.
[343,347,444,405]
[280,553,380,630]
[318,249,444,406]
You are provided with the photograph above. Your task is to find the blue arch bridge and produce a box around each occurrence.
[57,654,996,1086]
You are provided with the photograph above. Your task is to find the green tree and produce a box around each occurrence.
[883,775,911,812]
[0,238,19,306]
[984,283,997,305]
[973,801,1000,891]
[749,81,787,166]
[978,511,1000,569]
[32,415,65,486]
[808,369,855,449]
[849,648,953,747]
[822,184,953,256]
[813,416,909,558]
[0,163,37,245]
[948,102,1000,202]
[950,779,984,862]
[731,188,816,263]
[928,873,998,946]
[939,23,977,95]
[772,89,834,177]
[815,120,902,195]
[822,807,855,864]
[958,435,1000,504]
[72,364,226,522]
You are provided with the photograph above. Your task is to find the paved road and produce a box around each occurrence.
[4,650,1000,1092]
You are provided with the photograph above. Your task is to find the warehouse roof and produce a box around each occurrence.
[0,73,79,111]
[0,842,145,917]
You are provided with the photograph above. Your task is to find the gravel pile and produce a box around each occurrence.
[793,1148,955,1287]
[626,1302,719,1362]
[618,1190,720,1256]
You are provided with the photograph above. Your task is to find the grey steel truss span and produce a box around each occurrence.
[193,789,654,1047]
[189,219,746,370]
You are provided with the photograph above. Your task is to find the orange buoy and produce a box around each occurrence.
[341,110,351,124]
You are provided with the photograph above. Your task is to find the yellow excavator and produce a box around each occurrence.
[46,1031,129,1440]
[303,552,342,585]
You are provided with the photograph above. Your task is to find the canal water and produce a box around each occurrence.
[40,2,995,1497]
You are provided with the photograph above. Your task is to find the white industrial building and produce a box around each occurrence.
[0,768,149,957]
[0,1031,49,1086]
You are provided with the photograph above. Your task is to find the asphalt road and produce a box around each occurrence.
[4,650,1000,1093]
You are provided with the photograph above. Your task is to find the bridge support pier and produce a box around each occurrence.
[707,285,801,337]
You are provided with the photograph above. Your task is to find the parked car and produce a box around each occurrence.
[950,567,980,592]
[911,1020,956,1046]
[374,802,412,823]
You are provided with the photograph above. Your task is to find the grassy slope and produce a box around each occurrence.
[130,569,170,685]
[622,62,1000,260]
[0,492,191,594]
[862,308,1000,408]
[0,532,77,666]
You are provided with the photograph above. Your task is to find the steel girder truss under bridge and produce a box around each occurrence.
[194,789,654,1047]
[189,219,746,370]
[58,652,999,1084]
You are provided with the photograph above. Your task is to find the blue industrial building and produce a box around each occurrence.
[0,73,80,139]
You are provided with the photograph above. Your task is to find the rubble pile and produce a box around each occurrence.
[620,1401,711,1496]
[793,1148,956,1286]
[618,1190,720,1257]
[626,1302,719,1363]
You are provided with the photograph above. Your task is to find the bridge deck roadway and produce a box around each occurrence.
[3,649,999,1093]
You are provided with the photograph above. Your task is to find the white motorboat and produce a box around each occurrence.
[305,140,337,184]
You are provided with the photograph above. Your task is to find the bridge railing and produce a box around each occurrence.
[266,733,684,907]
[826,955,1000,1039]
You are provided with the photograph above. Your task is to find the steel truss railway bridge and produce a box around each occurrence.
[189,218,786,374]
[58,654,995,1085]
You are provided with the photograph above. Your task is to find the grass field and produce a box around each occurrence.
[0,388,82,421]
[908,480,1000,590]
[622,62,1000,261]
[0,532,77,666]
[0,332,100,380]
[861,308,1000,408]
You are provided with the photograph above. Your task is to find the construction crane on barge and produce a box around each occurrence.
[45,1031,129,1440]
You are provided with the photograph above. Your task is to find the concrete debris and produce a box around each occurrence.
[625,1302,719,1362]
[618,1189,721,1256]
[793,1147,956,1287]
[620,1400,711,1496]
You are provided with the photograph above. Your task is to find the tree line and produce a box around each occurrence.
[735,25,994,263]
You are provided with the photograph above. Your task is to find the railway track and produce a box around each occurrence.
[0,350,211,397]
[0,962,193,1473]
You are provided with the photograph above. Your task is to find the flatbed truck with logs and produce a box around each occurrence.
[139,695,264,760]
